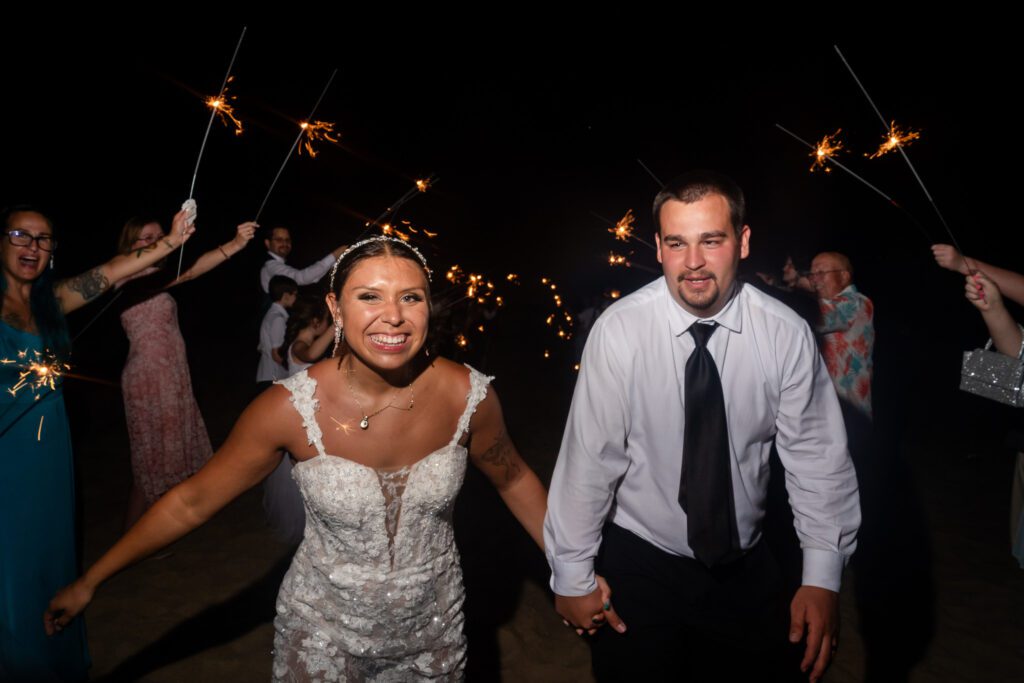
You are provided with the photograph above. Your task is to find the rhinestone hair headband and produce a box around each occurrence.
[328,236,432,292]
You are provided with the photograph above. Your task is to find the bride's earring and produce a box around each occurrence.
[332,323,344,358]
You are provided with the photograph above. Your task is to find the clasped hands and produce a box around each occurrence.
[554,575,626,637]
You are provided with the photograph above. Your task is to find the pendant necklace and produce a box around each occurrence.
[345,362,415,430]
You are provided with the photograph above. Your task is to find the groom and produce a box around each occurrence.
[544,170,861,682]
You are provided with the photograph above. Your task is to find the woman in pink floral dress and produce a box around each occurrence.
[116,216,256,526]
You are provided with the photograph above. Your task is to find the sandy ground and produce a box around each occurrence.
[60,344,1024,682]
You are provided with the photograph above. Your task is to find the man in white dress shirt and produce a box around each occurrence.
[544,171,860,682]
[259,226,347,294]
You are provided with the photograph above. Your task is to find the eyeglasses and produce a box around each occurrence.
[5,230,57,252]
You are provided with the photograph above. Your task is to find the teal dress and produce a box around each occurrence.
[0,320,89,681]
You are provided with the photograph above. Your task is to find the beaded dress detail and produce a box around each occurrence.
[272,366,492,682]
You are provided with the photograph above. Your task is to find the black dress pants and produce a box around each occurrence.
[590,523,805,682]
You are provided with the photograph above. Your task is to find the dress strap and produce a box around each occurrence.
[276,370,326,457]
[448,365,494,448]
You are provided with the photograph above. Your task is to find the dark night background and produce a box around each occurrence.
[3,29,1016,382]
[3,24,1022,680]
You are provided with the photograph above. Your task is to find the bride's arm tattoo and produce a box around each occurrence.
[479,429,521,483]
[64,268,110,302]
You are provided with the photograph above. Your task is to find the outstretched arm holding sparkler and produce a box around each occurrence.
[53,209,195,315]
[932,244,1024,306]
[171,221,257,286]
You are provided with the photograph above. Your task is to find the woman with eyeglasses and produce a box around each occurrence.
[0,205,194,682]
[113,216,256,530]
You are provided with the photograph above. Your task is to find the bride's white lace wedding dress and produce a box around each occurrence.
[271,366,491,682]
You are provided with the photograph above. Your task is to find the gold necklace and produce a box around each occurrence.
[345,362,415,430]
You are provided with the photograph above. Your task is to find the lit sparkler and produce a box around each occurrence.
[206,76,244,136]
[255,68,338,222]
[610,210,636,241]
[183,26,247,278]
[299,120,339,157]
[456,334,469,348]
[867,121,921,159]
[188,28,245,200]
[810,129,844,173]
[6,350,68,399]
[358,174,439,242]
[609,252,629,267]
[834,45,957,251]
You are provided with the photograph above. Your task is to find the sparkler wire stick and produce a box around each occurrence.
[775,124,934,243]
[255,69,339,223]
[0,391,51,439]
[833,45,960,252]
[637,159,664,187]
[70,290,123,343]
[189,27,247,200]
[179,26,247,278]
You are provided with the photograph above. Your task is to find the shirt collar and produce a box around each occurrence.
[267,251,285,263]
[664,280,744,337]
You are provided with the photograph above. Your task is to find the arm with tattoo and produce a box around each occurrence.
[63,268,110,302]
[477,429,522,484]
[469,388,548,549]
[53,209,195,314]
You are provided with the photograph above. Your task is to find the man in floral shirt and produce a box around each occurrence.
[807,252,874,418]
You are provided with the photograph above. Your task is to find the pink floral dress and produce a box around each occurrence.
[119,268,212,504]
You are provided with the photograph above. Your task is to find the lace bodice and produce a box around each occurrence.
[272,366,492,682]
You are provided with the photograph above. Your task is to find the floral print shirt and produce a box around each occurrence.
[818,284,874,417]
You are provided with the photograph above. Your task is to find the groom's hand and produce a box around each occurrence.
[555,575,626,636]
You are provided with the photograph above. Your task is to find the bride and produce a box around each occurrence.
[46,236,549,680]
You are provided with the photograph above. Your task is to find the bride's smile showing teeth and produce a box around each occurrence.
[369,334,408,349]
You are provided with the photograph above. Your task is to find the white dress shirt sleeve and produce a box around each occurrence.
[260,253,337,292]
[774,322,861,593]
[544,315,633,597]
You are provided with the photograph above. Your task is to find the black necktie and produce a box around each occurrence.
[679,322,740,567]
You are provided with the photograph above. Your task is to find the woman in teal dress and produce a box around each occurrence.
[0,205,193,681]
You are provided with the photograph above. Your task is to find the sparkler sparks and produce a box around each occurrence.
[868,121,921,159]
[456,334,469,348]
[5,350,68,399]
[540,277,572,344]
[416,178,431,192]
[206,76,243,135]
[810,129,844,173]
[298,120,339,157]
[254,68,338,223]
[609,252,629,267]
[610,210,636,241]
[380,223,410,241]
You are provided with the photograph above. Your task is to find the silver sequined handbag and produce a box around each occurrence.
[961,337,1024,407]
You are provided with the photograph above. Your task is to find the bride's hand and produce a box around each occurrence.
[43,578,94,636]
